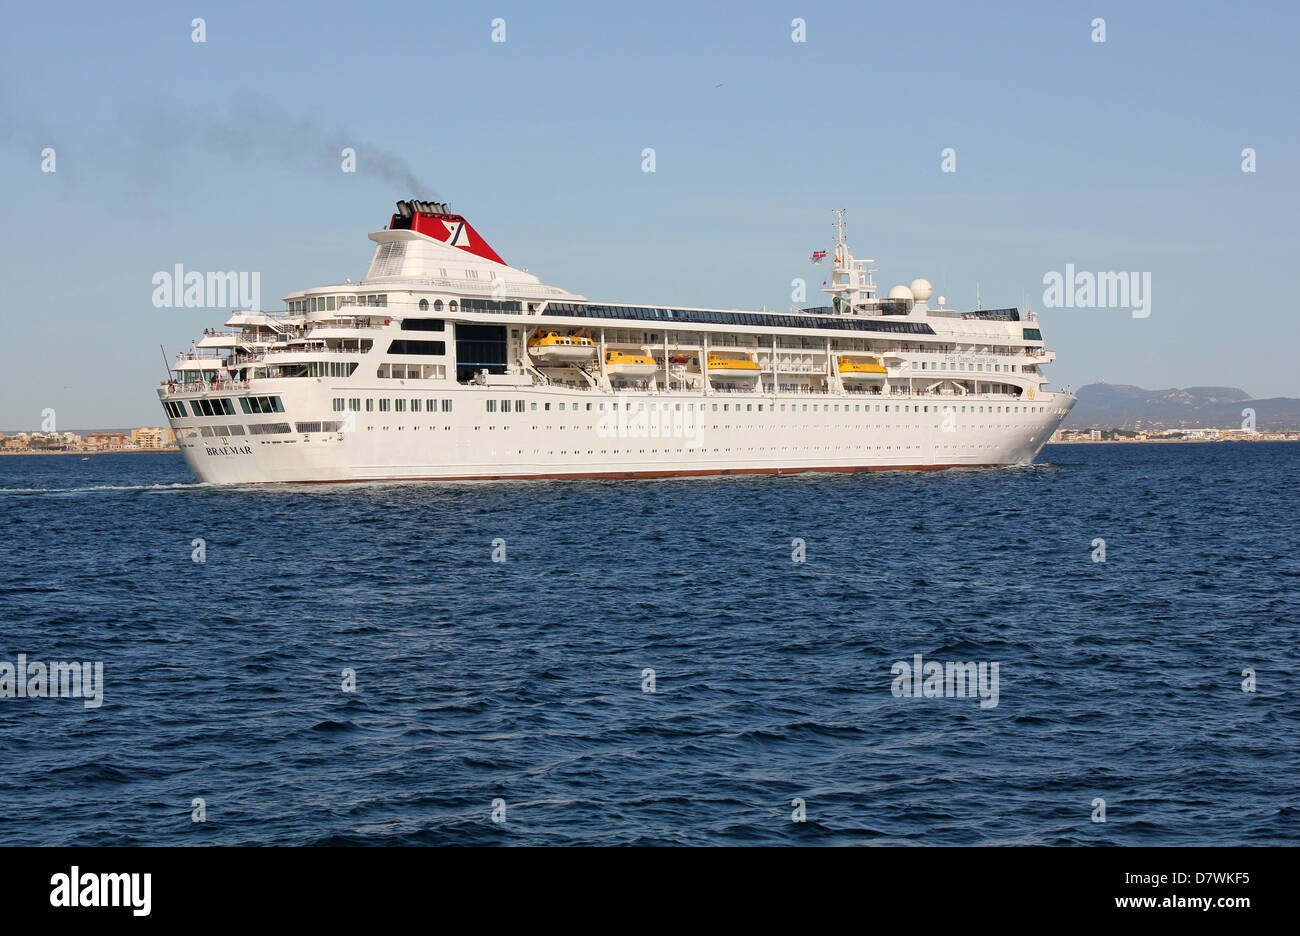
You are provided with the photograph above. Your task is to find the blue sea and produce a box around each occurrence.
[1,443,1296,846]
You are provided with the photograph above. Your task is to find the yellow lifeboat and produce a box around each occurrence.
[528,329,596,364]
[838,355,887,380]
[604,349,658,378]
[706,351,760,384]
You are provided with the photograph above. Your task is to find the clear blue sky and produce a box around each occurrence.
[1,0,1297,429]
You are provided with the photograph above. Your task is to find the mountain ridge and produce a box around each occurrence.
[1063,383,1300,430]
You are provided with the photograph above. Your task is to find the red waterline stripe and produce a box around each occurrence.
[272,463,1009,484]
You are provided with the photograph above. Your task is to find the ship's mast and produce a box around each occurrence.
[824,209,876,313]
[833,208,848,264]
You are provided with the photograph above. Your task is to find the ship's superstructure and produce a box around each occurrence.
[157,201,1074,483]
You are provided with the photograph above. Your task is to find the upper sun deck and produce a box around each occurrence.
[217,201,1051,357]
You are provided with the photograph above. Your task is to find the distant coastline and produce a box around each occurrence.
[0,447,180,456]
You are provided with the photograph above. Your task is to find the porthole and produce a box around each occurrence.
[419,299,429,311]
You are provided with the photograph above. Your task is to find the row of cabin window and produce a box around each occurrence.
[170,396,284,418]
[288,295,387,313]
[331,398,454,413]
[240,396,285,414]
[915,361,1020,372]
[190,398,235,417]
[485,400,1051,415]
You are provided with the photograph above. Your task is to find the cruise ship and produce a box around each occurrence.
[158,200,1074,483]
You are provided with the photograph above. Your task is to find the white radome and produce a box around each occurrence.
[909,278,933,301]
[887,284,914,301]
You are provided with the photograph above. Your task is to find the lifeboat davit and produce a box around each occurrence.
[529,329,596,364]
[838,355,887,380]
[706,351,760,384]
[605,349,658,378]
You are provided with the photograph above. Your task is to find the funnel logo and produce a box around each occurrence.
[442,220,471,248]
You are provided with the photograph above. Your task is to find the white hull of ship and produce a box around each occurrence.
[170,384,1076,484]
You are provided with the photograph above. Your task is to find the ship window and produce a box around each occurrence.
[396,399,407,412]
[401,318,445,332]
[379,399,391,412]
[449,301,458,313]
[434,299,444,312]
[333,399,344,411]
[532,403,539,411]
[441,400,452,412]
[411,399,421,412]
[388,340,446,355]
[365,399,374,412]
[486,400,497,413]
[544,403,551,410]
[559,403,566,411]
[501,399,511,413]
[246,396,285,414]
[516,400,525,413]
[419,299,429,311]
[585,403,592,411]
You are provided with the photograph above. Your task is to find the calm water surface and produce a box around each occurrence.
[1,443,1297,845]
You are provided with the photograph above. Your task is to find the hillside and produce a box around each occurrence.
[1063,384,1300,430]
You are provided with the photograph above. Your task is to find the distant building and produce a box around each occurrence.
[1090,429,1102,440]
[131,427,169,448]
[86,432,129,449]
